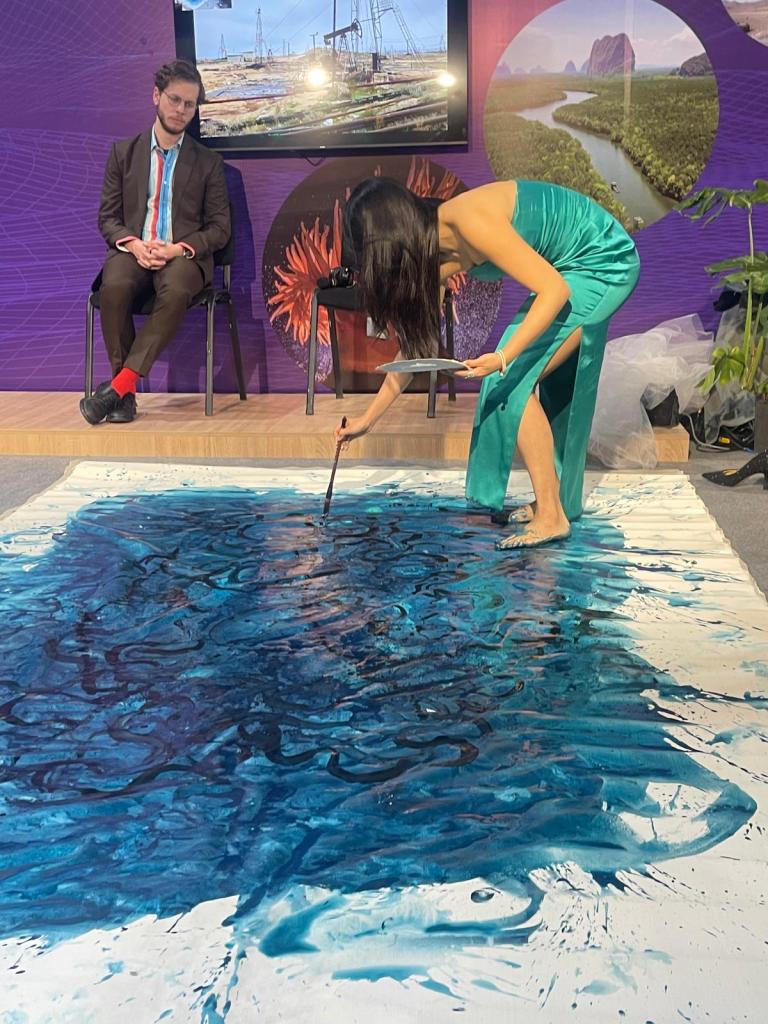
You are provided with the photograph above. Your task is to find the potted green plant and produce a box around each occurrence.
[677,179,768,451]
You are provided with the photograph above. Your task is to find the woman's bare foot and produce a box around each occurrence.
[506,501,537,524]
[497,509,570,549]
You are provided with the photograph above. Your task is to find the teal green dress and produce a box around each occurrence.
[465,180,640,521]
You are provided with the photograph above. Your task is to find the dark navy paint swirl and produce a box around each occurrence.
[0,488,755,945]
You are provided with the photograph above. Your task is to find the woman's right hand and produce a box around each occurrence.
[335,416,371,449]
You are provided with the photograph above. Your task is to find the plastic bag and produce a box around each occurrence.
[588,314,714,469]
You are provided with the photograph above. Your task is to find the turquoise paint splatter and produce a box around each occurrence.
[97,961,124,983]
[579,979,620,995]
[0,488,756,953]
[200,994,226,1024]
[333,966,423,983]
[259,895,345,956]
[473,979,503,992]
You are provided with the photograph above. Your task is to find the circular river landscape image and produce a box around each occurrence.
[483,0,719,232]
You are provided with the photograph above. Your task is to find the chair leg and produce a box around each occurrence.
[328,308,343,400]
[85,298,95,398]
[427,370,437,419]
[445,291,456,403]
[205,299,215,416]
[306,290,320,414]
[226,297,247,400]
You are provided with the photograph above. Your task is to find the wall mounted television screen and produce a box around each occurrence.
[173,0,468,152]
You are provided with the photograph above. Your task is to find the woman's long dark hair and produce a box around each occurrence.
[343,177,442,360]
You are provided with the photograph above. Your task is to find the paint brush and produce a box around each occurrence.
[321,416,347,522]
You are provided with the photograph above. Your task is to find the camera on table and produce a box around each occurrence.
[328,265,355,288]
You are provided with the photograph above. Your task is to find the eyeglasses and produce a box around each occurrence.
[163,92,197,112]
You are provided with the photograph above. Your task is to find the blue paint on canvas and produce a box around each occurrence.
[0,487,755,952]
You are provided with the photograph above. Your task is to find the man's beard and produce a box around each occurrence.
[157,110,189,137]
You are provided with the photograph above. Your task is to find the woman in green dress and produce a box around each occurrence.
[336,177,640,548]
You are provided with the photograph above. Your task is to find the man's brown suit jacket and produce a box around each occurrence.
[97,129,230,285]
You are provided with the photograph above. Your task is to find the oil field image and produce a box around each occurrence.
[182,1,459,145]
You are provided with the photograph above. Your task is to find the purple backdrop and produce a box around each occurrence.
[1,0,766,394]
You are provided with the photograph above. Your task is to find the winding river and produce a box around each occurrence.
[516,89,675,226]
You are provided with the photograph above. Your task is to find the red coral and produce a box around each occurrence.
[269,161,464,349]
[268,201,343,346]
[406,156,462,200]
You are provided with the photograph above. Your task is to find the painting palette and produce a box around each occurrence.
[0,463,766,1023]
[375,357,469,374]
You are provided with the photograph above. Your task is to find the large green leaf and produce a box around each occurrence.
[706,256,751,274]
[679,181,768,394]
[676,180,768,223]
[744,336,766,390]
[710,346,747,386]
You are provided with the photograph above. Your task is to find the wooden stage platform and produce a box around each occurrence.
[0,392,690,462]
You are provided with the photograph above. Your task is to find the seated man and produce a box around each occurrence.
[81,58,230,424]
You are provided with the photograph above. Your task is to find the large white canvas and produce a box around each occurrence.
[0,463,766,1024]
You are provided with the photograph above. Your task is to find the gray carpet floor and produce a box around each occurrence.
[0,449,765,596]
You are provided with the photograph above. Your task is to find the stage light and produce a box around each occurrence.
[437,72,456,88]
[307,66,329,88]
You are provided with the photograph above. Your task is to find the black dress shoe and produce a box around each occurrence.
[106,392,137,423]
[79,381,121,425]
[703,449,768,488]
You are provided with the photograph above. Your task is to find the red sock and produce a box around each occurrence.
[111,368,140,398]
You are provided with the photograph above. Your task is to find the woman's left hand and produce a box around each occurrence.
[456,352,505,380]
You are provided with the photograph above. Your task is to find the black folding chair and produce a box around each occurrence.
[85,207,246,416]
[305,284,456,417]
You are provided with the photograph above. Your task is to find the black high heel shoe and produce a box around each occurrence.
[702,449,768,488]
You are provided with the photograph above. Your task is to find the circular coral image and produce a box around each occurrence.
[262,155,503,389]
[483,0,719,232]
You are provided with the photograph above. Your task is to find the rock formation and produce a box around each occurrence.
[678,52,713,77]
[585,33,636,76]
